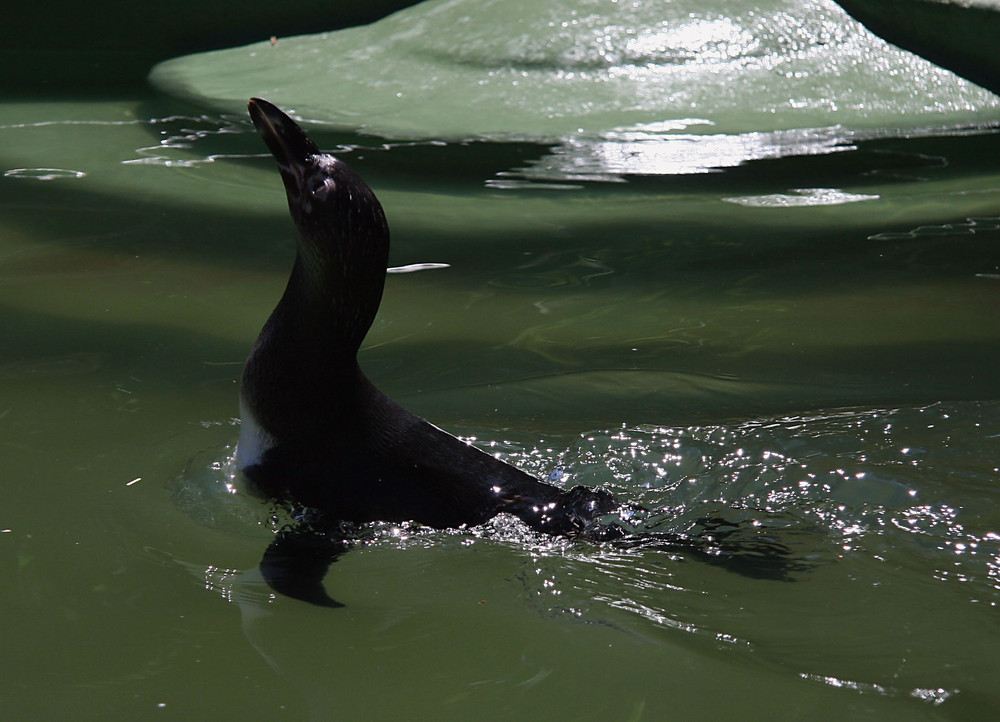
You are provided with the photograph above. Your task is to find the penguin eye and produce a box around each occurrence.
[311,178,336,199]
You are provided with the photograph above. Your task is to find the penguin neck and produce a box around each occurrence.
[240,154,392,455]
[282,244,384,359]
[285,186,390,345]
[240,241,387,448]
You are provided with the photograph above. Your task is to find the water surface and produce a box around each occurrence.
[2,4,1000,720]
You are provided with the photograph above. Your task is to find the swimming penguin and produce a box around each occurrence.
[239,98,625,605]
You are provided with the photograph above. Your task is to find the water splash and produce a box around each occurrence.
[177,405,1000,625]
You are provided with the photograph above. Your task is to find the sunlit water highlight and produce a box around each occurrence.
[151,0,1000,182]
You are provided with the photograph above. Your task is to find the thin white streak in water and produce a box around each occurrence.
[4,168,86,181]
[722,188,880,208]
[387,263,451,274]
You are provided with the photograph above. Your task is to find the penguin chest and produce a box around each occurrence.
[236,394,277,471]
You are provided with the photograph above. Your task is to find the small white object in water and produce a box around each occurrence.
[387,262,450,274]
[4,167,86,181]
[722,188,879,208]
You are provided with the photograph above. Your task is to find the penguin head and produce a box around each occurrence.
[248,98,389,351]
[248,97,388,244]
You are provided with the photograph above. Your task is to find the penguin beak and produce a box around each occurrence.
[248,98,320,189]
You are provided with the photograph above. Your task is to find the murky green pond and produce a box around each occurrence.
[3,1,1000,719]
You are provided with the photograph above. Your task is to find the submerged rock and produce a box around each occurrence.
[151,0,999,144]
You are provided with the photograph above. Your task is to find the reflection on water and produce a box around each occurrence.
[511,123,857,180]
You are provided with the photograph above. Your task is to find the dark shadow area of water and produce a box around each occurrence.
[6,296,998,433]
[0,1,424,89]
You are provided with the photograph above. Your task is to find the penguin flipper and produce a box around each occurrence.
[259,527,349,608]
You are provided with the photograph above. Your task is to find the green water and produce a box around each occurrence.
[4,1,1000,720]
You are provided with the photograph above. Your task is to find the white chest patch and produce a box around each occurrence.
[236,395,276,470]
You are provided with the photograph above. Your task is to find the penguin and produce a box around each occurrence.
[239,98,624,605]
[237,99,806,605]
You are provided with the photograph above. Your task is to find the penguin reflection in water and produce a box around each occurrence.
[238,98,798,606]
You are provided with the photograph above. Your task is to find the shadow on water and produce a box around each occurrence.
[6,290,1000,434]
[0,1,425,88]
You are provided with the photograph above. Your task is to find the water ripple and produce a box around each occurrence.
[176,400,1000,705]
